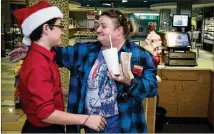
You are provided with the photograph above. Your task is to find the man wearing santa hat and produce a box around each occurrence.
[13,0,106,133]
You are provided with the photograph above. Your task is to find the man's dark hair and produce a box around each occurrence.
[29,18,57,41]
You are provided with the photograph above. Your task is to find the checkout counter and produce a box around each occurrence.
[156,31,214,132]
[158,31,197,66]
[142,31,213,133]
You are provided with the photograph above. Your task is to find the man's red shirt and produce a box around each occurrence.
[18,43,64,127]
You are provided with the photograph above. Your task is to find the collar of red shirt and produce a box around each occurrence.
[31,42,56,61]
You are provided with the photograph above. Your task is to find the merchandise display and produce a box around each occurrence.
[4,24,22,49]
[14,60,23,108]
[203,17,214,44]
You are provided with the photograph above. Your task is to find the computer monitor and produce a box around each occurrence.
[165,32,191,48]
[172,14,189,27]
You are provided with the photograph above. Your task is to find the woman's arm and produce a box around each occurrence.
[54,44,78,70]
[109,50,158,103]
[127,51,158,102]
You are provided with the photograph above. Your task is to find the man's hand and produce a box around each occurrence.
[84,115,107,131]
[8,42,29,62]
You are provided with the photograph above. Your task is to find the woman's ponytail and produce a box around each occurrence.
[127,19,136,37]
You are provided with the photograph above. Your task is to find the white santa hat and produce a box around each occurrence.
[13,0,63,46]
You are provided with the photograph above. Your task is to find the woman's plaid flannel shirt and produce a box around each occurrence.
[54,38,158,133]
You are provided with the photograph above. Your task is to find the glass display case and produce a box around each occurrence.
[4,23,23,50]
[203,17,214,45]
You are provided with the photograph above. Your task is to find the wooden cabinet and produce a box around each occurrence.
[158,80,180,116]
[157,70,211,117]
[208,71,214,125]
[144,97,156,133]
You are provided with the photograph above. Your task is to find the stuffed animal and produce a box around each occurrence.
[141,30,162,82]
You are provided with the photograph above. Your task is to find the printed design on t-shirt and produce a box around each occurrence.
[86,53,118,117]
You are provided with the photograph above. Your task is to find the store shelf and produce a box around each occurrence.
[4,24,23,49]
[69,27,87,29]
[204,39,214,45]
[204,17,214,45]
[204,30,214,32]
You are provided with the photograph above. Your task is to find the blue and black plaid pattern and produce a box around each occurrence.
[54,38,158,133]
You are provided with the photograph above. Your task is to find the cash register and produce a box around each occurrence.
[160,32,197,66]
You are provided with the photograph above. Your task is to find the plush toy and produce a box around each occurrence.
[143,31,162,57]
[141,30,162,82]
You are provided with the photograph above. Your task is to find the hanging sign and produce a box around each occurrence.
[87,13,96,20]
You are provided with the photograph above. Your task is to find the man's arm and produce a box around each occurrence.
[42,110,107,131]
[26,67,106,131]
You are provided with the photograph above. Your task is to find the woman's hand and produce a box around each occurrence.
[108,65,131,86]
[8,42,29,62]
[62,88,68,97]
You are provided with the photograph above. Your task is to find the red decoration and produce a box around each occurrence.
[133,65,143,77]
[149,23,156,31]
[154,56,160,65]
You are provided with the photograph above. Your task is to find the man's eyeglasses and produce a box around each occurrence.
[48,24,64,29]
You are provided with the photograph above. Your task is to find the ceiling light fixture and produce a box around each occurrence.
[134,13,159,16]
[87,5,90,6]
[102,3,111,6]
[144,1,147,2]
[122,0,128,3]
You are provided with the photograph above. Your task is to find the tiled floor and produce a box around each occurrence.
[1,57,24,133]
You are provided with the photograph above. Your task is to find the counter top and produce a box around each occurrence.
[158,50,214,71]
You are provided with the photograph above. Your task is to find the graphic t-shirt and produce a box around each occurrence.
[85,51,119,117]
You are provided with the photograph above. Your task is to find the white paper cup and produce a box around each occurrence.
[102,48,120,75]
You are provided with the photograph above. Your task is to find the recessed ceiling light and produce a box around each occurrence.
[87,5,90,6]
[144,1,147,2]
[122,0,128,2]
